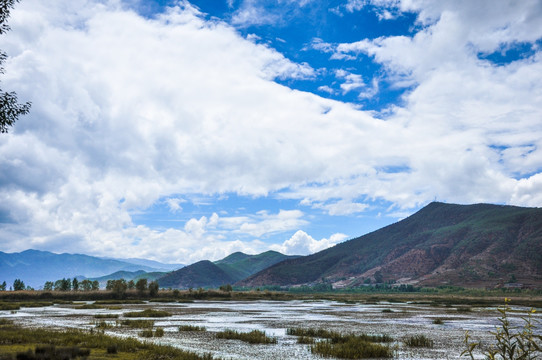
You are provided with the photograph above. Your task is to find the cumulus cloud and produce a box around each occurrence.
[271,230,348,255]
[0,0,541,263]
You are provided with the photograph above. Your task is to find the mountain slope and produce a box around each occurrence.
[157,251,297,289]
[240,202,542,288]
[158,261,236,289]
[0,250,163,288]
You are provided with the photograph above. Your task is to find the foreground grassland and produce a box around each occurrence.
[0,319,214,360]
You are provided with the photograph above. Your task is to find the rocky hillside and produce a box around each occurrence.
[239,202,542,288]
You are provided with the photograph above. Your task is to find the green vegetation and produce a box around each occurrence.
[311,337,394,359]
[123,309,172,317]
[216,329,277,344]
[0,322,215,359]
[404,334,434,348]
[179,325,206,332]
[432,318,444,325]
[139,328,165,338]
[287,328,393,343]
[93,313,119,319]
[462,299,542,359]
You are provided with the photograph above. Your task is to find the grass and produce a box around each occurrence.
[75,304,104,309]
[382,308,393,313]
[404,334,434,348]
[139,328,165,338]
[432,318,444,325]
[179,325,206,332]
[123,309,172,318]
[121,319,155,329]
[0,322,215,359]
[216,329,277,344]
[93,314,119,319]
[297,336,315,344]
[287,328,393,343]
[93,320,114,329]
[311,337,394,359]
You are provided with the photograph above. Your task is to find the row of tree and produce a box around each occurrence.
[0,279,32,291]
[43,278,99,292]
[105,278,159,298]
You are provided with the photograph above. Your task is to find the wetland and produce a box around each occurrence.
[2,296,541,359]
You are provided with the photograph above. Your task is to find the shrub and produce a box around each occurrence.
[462,298,542,359]
[404,334,434,348]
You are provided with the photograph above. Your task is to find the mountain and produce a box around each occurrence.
[0,250,165,288]
[240,202,542,288]
[101,257,183,272]
[158,260,236,289]
[158,251,297,289]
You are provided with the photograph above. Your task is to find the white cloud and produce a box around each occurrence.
[0,0,541,263]
[271,230,348,255]
[165,197,185,213]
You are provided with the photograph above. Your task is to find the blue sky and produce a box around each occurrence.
[0,0,541,264]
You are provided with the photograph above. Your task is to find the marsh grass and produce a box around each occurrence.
[311,337,393,359]
[287,328,393,343]
[404,334,434,348]
[297,336,315,344]
[432,318,444,325]
[382,308,393,313]
[216,329,277,344]
[123,309,172,318]
[93,314,119,319]
[139,329,154,338]
[178,325,206,332]
[0,323,215,359]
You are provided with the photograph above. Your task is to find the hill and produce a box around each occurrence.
[240,202,542,288]
[0,250,166,289]
[158,260,236,289]
[158,251,297,289]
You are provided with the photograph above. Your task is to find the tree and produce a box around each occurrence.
[0,0,31,133]
[43,281,53,291]
[127,280,135,290]
[72,278,79,291]
[13,278,25,291]
[135,278,148,295]
[80,279,92,291]
[54,278,71,291]
[148,281,159,297]
[0,281,6,291]
[91,280,99,291]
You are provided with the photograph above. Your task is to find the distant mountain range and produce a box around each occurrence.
[0,250,182,288]
[240,202,542,288]
[158,251,299,289]
[2,202,541,290]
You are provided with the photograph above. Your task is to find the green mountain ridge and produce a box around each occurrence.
[239,202,542,288]
[157,251,297,289]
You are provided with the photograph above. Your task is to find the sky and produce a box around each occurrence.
[0,0,541,264]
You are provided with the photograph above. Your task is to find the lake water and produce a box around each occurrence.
[2,299,540,359]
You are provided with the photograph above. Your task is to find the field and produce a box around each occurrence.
[1,294,541,359]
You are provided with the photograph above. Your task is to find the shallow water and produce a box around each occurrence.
[2,300,540,359]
